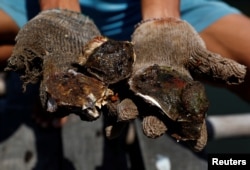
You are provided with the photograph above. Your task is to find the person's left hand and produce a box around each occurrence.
[129,17,247,151]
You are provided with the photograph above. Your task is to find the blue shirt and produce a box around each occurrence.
[0,0,241,40]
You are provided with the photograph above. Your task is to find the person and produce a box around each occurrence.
[1,0,250,168]
[0,0,250,135]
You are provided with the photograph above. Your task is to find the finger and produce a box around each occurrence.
[117,98,139,122]
[142,115,168,139]
[188,47,246,85]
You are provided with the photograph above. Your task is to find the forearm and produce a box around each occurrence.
[141,0,180,19]
[39,0,81,12]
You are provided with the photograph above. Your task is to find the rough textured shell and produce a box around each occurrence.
[130,65,194,121]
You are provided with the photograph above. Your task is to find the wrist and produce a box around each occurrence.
[135,17,181,29]
[142,9,180,20]
[141,0,180,20]
[39,0,81,12]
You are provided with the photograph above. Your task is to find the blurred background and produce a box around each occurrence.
[206,0,250,153]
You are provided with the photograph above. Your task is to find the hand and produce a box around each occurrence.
[5,9,137,134]
[130,18,246,151]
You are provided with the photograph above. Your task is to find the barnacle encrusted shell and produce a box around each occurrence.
[130,65,208,121]
[130,65,208,143]
[83,38,136,84]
